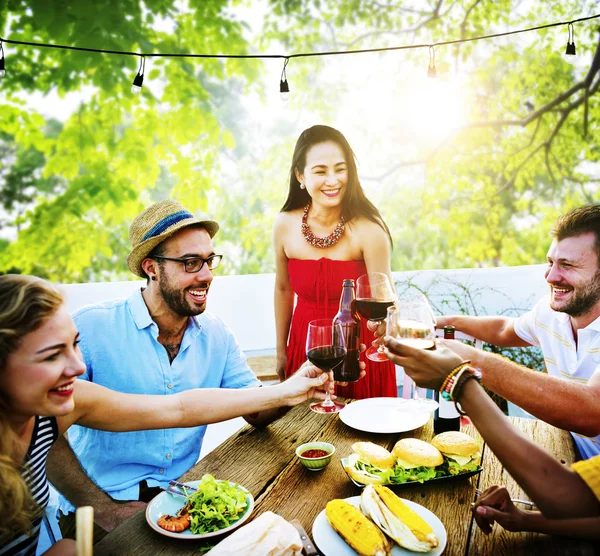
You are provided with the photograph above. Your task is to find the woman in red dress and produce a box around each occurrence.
[273,125,397,399]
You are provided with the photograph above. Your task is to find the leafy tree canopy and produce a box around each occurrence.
[0,0,598,281]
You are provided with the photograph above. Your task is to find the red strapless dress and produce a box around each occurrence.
[284,258,397,399]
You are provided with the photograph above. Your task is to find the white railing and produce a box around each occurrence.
[61,264,548,354]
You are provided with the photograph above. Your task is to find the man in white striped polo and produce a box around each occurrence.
[436,204,600,459]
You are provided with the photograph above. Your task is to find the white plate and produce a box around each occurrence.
[339,398,433,433]
[312,496,447,556]
[145,480,254,539]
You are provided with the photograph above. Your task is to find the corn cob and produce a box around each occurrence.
[373,486,438,547]
[325,499,391,556]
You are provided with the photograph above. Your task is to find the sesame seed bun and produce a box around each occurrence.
[431,431,481,458]
[393,438,443,468]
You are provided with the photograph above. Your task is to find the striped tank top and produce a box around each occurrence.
[0,416,58,556]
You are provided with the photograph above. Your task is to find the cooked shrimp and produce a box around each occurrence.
[157,502,192,533]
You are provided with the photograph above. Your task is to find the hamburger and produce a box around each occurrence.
[343,442,396,485]
[392,438,443,483]
[431,431,481,474]
[361,485,439,553]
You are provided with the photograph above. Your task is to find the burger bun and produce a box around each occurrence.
[351,442,395,470]
[393,438,443,468]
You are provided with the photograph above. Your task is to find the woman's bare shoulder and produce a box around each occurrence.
[274,209,302,230]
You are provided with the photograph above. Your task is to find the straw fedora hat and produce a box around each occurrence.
[127,199,219,277]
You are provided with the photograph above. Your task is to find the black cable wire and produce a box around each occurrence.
[0,13,598,61]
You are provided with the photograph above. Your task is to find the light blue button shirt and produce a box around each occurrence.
[59,289,260,514]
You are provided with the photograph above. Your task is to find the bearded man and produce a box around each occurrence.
[49,199,359,540]
[435,205,600,459]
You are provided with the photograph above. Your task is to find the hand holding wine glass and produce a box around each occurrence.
[355,272,396,362]
[387,293,439,411]
[306,319,347,414]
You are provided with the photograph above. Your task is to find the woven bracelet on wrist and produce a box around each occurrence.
[453,367,483,415]
[439,360,471,395]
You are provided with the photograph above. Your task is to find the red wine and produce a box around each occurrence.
[355,299,395,320]
[307,346,347,371]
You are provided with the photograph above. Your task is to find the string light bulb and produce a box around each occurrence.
[427,46,436,78]
[131,56,145,94]
[279,58,290,101]
[565,22,577,55]
[0,41,5,78]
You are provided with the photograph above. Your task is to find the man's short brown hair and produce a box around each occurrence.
[552,205,600,264]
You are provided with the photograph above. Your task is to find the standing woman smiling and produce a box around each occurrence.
[273,125,397,399]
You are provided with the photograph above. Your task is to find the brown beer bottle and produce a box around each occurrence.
[332,279,361,382]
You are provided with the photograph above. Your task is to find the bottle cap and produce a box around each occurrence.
[342,279,355,286]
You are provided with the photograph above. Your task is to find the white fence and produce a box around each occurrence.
[61,264,548,354]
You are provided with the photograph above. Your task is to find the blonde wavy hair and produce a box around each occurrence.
[0,274,64,539]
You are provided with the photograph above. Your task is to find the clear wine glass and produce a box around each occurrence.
[355,273,397,362]
[387,295,439,412]
[306,319,347,414]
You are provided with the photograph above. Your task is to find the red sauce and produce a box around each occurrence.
[301,449,329,458]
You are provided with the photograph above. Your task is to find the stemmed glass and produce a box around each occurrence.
[386,294,439,411]
[306,319,347,414]
[355,273,397,362]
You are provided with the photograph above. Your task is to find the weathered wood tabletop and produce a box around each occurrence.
[95,400,595,555]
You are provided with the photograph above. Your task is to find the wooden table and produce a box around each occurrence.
[96,401,595,555]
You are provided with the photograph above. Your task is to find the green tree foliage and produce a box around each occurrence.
[0,0,598,281]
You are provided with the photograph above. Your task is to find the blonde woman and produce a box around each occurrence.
[0,275,335,555]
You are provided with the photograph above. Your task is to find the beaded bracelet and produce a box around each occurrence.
[439,360,471,395]
[453,366,483,415]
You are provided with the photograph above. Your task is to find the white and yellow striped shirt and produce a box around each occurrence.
[514,295,600,459]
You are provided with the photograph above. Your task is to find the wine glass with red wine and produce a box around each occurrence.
[355,273,397,362]
[306,319,347,414]
[388,294,438,411]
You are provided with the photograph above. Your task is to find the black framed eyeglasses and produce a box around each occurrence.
[152,254,223,273]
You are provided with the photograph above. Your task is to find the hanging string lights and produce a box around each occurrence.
[0,14,597,95]
[131,56,145,94]
[0,40,5,78]
[427,46,436,78]
[565,23,577,56]
[279,57,290,101]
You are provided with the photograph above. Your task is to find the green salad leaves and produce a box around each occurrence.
[185,474,249,534]
[353,456,478,484]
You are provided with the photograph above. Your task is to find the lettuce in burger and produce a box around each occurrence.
[390,438,443,483]
[343,442,396,485]
[431,431,481,475]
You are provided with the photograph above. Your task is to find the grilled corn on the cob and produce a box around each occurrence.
[325,499,391,556]
[374,486,438,548]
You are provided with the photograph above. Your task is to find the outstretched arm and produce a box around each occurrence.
[435,315,530,347]
[46,436,145,531]
[59,366,331,433]
[444,341,600,437]
[382,338,600,520]
[459,378,599,519]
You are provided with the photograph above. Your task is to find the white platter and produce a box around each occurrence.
[339,397,434,433]
[312,495,447,556]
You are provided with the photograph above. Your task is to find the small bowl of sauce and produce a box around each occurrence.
[295,442,335,471]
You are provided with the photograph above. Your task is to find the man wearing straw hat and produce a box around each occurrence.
[49,199,358,540]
